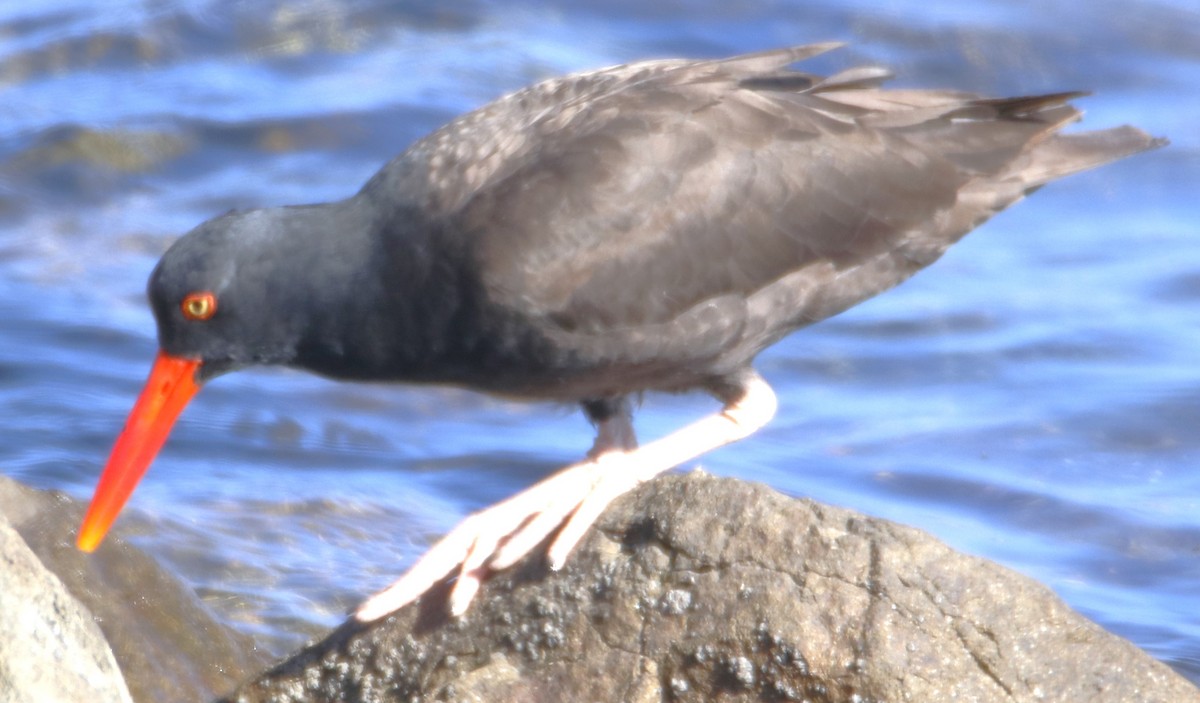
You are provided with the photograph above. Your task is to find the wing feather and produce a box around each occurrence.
[371,44,1160,383]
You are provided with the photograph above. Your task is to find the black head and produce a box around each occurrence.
[149,206,339,381]
[78,199,385,553]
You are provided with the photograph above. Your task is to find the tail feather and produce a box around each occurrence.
[1018,126,1167,188]
[969,91,1090,118]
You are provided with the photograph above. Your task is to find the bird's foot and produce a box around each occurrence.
[353,372,777,622]
[354,449,636,622]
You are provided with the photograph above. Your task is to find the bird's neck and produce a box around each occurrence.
[284,195,471,383]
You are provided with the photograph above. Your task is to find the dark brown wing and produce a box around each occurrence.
[392,45,1161,388]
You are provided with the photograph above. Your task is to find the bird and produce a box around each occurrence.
[75,42,1164,622]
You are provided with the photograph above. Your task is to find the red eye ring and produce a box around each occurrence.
[181,291,217,321]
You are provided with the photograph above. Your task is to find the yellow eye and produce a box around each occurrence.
[181,291,217,321]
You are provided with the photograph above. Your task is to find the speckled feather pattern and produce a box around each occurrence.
[351,44,1158,398]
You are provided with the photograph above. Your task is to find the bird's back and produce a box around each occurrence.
[361,44,1162,398]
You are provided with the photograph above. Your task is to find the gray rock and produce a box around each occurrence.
[0,476,270,703]
[223,471,1199,703]
[0,517,133,703]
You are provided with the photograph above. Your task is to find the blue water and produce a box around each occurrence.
[2,0,1197,680]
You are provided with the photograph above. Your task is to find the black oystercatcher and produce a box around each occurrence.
[76,43,1164,621]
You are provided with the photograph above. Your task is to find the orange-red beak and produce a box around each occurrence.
[77,350,202,552]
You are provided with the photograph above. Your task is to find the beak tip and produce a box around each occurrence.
[76,527,103,553]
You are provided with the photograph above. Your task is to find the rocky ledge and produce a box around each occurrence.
[222,472,1198,703]
[0,476,269,703]
[3,472,1197,702]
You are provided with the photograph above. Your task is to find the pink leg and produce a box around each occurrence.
[587,399,638,457]
[354,372,777,622]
